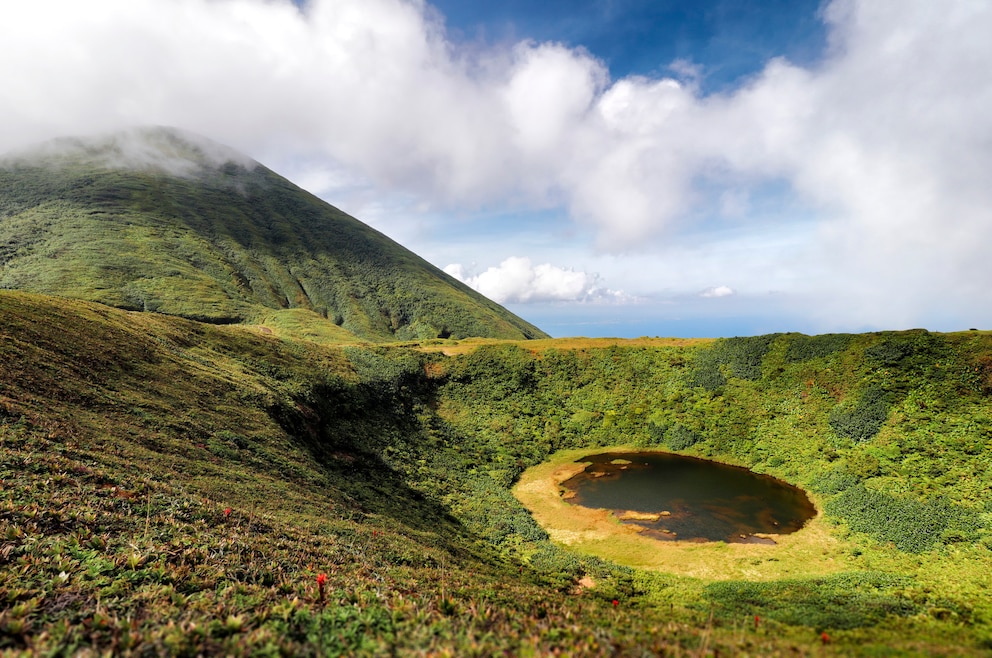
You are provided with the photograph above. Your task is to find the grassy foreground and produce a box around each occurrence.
[3,291,992,655]
[0,291,832,656]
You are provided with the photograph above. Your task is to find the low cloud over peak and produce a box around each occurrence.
[5,126,256,178]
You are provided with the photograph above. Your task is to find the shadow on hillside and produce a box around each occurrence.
[268,380,479,559]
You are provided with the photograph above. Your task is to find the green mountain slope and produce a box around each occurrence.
[0,127,547,342]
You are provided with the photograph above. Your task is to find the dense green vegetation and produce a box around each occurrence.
[431,335,992,555]
[2,132,992,654]
[0,128,546,341]
[422,333,992,653]
[4,291,991,654]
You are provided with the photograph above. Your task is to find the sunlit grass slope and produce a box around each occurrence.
[0,127,547,342]
[4,290,992,654]
[2,290,831,656]
[0,292,622,655]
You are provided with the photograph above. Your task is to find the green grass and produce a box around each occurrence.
[1,290,859,656]
[250,307,367,345]
[1,423,649,656]
[4,292,992,655]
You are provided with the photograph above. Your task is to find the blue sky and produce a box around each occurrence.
[431,0,827,89]
[3,0,992,338]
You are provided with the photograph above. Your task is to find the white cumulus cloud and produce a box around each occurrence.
[445,257,625,304]
[700,286,735,299]
[2,0,992,330]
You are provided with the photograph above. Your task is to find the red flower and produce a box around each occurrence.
[224,507,232,518]
[754,615,760,629]
[820,632,830,645]
[612,599,619,608]
[317,573,327,603]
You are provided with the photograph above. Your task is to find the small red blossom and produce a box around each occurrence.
[754,615,760,629]
[317,573,327,603]
[612,599,619,608]
[820,632,830,645]
[223,507,232,518]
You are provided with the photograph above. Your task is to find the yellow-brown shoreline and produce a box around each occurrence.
[512,447,847,581]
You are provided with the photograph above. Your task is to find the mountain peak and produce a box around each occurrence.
[4,126,257,179]
[0,129,548,341]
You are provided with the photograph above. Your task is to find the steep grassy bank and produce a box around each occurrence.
[4,291,992,654]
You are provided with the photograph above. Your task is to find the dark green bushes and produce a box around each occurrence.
[660,423,703,450]
[826,484,980,552]
[527,546,583,591]
[343,346,425,391]
[863,331,948,367]
[691,335,778,390]
[690,349,727,390]
[448,344,536,400]
[808,468,859,495]
[783,333,854,363]
[451,473,548,547]
[864,331,953,382]
[828,385,891,443]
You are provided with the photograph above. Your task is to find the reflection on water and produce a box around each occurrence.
[560,452,816,544]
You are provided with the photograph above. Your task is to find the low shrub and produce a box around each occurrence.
[783,333,854,363]
[808,468,859,494]
[828,385,890,443]
[826,484,981,553]
[527,546,583,591]
[691,336,778,390]
[664,424,702,450]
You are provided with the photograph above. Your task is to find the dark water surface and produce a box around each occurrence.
[561,452,816,543]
